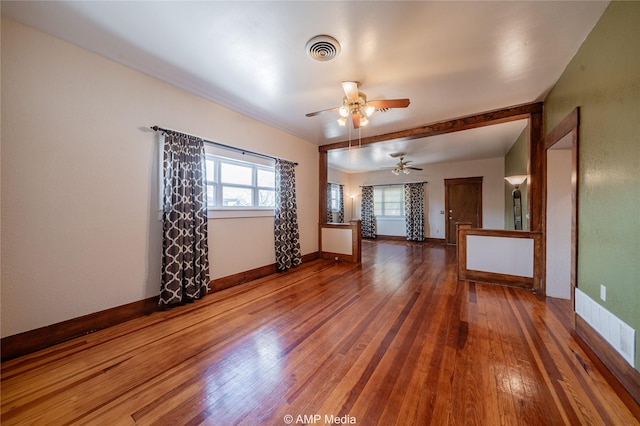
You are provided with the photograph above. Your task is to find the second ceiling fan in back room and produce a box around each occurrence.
[387,152,423,175]
[306,81,410,129]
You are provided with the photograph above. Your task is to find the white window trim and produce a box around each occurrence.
[374,186,406,218]
[206,155,275,210]
[207,208,274,219]
[329,183,341,213]
[157,134,276,220]
[376,216,406,221]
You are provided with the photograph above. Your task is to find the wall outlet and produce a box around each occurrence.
[600,284,606,301]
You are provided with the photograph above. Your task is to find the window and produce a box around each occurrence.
[329,183,341,212]
[374,186,405,217]
[205,155,275,209]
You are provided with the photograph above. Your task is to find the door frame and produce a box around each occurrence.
[542,108,579,316]
[444,176,483,244]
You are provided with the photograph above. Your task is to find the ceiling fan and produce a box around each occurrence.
[388,152,423,175]
[305,81,410,129]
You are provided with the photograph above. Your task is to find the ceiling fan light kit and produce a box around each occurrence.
[365,105,376,117]
[392,167,411,176]
[336,89,373,127]
[389,153,423,176]
[306,81,410,130]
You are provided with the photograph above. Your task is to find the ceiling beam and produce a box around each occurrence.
[319,101,543,152]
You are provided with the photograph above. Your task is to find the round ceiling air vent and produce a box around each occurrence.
[305,35,341,61]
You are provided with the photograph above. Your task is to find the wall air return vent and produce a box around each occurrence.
[306,35,341,62]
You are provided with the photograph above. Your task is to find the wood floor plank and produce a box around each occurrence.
[1,241,638,425]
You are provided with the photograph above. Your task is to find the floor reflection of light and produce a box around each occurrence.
[203,326,284,411]
[252,327,284,381]
[496,363,529,401]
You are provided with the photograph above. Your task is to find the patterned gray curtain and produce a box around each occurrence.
[361,186,376,239]
[274,159,302,271]
[404,183,425,242]
[326,183,333,223]
[338,184,345,223]
[160,131,210,307]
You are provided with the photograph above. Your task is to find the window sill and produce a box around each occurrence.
[158,208,275,221]
[207,208,275,219]
[376,216,406,221]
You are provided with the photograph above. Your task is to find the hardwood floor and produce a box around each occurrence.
[2,240,638,425]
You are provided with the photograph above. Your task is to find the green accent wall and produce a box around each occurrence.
[504,127,529,231]
[544,1,640,370]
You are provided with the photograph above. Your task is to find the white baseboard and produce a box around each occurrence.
[575,288,635,367]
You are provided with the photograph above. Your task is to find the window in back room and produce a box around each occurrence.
[374,186,405,217]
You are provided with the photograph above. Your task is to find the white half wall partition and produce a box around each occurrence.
[319,221,362,263]
[457,224,543,291]
[321,228,353,255]
[466,235,534,278]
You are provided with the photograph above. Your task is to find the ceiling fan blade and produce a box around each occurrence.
[408,166,423,171]
[351,112,361,129]
[305,106,340,117]
[367,99,410,109]
[342,81,360,101]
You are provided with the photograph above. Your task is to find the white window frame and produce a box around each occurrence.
[206,154,276,213]
[374,186,405,218]
[157,133,276,219]
[329,183,341,213]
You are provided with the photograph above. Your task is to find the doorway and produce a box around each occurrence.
[445,177,483,244]
[543,108,579,304]
[546,137,572,299]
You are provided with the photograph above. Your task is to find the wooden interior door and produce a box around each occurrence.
[445,177,483,244]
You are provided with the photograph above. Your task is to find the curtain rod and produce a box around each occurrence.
[360,182,428,187]
[151,126,298,166]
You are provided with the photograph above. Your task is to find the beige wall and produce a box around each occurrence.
[0,18,318,337]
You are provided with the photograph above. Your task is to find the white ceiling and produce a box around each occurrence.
[1,1,608,172]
